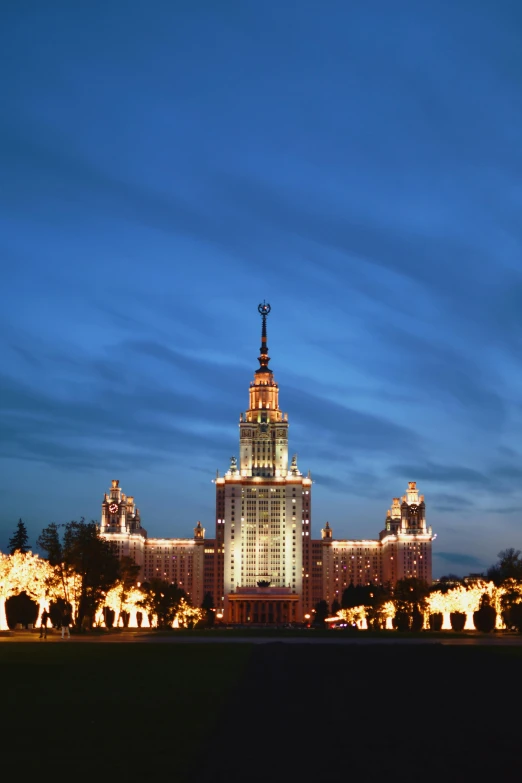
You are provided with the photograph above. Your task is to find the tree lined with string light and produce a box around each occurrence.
[37,519,120,629]
[0,551,57,631]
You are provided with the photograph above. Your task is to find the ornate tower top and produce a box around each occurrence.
[256,301,271,374]
[237,303,288,477]
[290,453,301,476]
[246,301,282,423]
[322,522,332,540]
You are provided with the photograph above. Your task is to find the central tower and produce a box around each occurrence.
[216,303,312,623]
[239,302,289,478]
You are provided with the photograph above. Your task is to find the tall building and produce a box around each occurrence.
[100,304,435,623]
[216,302,312,624]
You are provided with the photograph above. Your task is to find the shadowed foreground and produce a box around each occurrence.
[1,643,519,781]
[201,643,520,783]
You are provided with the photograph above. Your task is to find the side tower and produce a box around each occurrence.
[101,479,146,536]
[381,481,433,584]
[100,479,147,576]
[216,303,312,623]
[100,479,206,606]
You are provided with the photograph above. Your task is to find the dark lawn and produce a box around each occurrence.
[1,643,520,782]
[202,644,522,783]
[0,643,252,780]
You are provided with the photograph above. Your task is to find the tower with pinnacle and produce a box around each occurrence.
[215,303,313,622]
[98,304,435,626]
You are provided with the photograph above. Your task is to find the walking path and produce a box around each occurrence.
[3,630,522,645]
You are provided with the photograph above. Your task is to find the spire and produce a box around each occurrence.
[256,301,271,373]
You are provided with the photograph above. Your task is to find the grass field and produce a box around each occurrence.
[0,642,252,779]
[1,642,521,781]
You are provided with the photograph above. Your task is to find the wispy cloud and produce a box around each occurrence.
[392,462,491,489]
[1,1,522,565]
[435,552,486,568]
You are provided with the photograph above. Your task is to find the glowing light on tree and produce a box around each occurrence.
[337,601,396,630]
[426,590,453,630]
[0,551,57,630]
[0,554,12,630]
[332,583,509,634]
[174,598,204,628]
[336,606,366,628]
[99,584,151,628]
[492,579,522,629]
[125,588,151,628]
[381,601,396,630]
[427,582,502,630]
[100,584,124,628]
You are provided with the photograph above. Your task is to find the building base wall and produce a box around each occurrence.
[225,589,300,625]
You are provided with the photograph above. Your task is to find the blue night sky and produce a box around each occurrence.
[1,1,522,577]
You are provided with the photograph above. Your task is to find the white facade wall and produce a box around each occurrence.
[221,477,311,597]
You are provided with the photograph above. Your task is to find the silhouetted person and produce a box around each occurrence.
[39,608,50,639]
[61,608,71,639]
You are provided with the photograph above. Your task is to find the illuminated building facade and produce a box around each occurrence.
[100,304,434,622]
[320,482,433,608]
[216,302,312,623]
[100,480,206,609]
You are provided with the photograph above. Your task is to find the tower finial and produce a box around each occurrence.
[256,301,271,373]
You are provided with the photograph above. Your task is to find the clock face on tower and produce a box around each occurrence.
[109,503,118,514]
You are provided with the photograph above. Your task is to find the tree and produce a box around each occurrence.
[487,549,522,586]
[341,583,379,609]
[393,611,411,631]
[176,598,204,629]
[434,575,462,594]
[394,577,429,606]
[37,523,63,566]
[114,555,141,613]
[498,578,522,628]
[201,592,215,627]
[38,519,120,629]
[411,605,424,632]
[341,583,357,609]
[63,520,120,628]
[393,578,429,632]
[37,523,69,603]
[6,592,38,628]
[313,600,329,627]
[137,579,188,628]
[103,584,147,628]
[509,603,522,634]
[365,583,392,629]
[473,595,496,633]
[339,583,392,629]
[8,519,30,555]
[331,598,341,615]
[0,551,54,630]
[450,612,466,632]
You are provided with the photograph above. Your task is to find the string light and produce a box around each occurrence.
[334,582,513,631]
